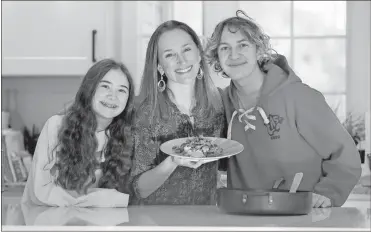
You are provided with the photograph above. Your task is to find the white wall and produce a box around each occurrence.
[2,76,82,131]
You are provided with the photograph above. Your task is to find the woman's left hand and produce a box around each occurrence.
[312,193,332,208]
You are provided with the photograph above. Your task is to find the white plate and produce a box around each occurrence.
[160,137,244,161]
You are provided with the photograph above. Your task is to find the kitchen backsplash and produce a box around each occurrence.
[2,76,82,131]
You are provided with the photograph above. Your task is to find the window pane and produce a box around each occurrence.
[324,94,346,122]
[238,1,291,37]
[139,2,162,35]
[293,38,345,93]
[270,38,291,65]
[293,1,346,36]
[173,1,203,35]
[141,22,158,36]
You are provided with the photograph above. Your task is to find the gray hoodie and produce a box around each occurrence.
[219,55,361,207]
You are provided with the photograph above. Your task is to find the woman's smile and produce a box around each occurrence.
[175,65,193,74]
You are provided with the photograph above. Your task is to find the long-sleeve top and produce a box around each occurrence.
[220,55,361,206]
[22,115,129,207]
[129,100,225,205]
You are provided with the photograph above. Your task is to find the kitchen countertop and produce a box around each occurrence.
[1,192,370,231]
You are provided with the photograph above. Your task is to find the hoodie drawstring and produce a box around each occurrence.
[227,107,270,139]
[257,107,270,124]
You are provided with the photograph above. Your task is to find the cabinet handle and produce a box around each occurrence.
[92,30,97,62]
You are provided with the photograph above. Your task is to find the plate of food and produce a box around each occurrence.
[160,137,244,161]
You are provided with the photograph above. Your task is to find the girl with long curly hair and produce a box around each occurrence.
[22,59,135,207]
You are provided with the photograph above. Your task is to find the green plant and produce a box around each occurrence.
[331,104,365,146]
[342,112,365,146]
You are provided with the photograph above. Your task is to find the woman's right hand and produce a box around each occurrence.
[170,156,218,169]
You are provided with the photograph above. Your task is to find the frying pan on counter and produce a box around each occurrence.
[217,173,313,215]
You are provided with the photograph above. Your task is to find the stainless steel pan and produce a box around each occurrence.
[217,173,312,215]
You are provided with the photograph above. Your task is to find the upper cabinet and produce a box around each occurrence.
[2,1,114,76]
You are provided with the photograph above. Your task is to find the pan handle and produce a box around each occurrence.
[242,192,273,205]
[242,192,270,196]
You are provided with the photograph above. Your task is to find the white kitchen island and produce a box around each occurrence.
[1,190,370,231]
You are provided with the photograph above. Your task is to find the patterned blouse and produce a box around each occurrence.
[129,98,225,205]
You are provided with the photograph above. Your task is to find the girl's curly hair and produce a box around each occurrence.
[204,10,277,78]
[53,59,135,195]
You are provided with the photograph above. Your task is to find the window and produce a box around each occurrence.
[137,1,163,79]
[239,1,347,121]
[173,1,207,46]
[137,1,204,81]
[173,1,203,36]
[172,1,232,88]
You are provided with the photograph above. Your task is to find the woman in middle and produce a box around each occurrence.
[129,20,226,205]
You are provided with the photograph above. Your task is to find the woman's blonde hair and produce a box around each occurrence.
[205,10,277,77]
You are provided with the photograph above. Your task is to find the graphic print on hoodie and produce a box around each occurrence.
[220,55,362,207]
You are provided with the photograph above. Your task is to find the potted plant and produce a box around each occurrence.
[23,125,40,157]
[341,112,366,163]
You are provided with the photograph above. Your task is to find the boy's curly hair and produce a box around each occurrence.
[205,10,276,77]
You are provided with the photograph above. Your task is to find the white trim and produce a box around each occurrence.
[1,226,369,231]
[346,1,371,115]
[202,1,206,36]
[290,1,294,68]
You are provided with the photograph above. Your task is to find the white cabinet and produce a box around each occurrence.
[2,1,114,76]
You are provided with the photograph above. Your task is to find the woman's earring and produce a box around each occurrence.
[196,67,203,79]
[158,73,166,92]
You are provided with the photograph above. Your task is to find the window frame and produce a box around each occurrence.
[238,1,348,119]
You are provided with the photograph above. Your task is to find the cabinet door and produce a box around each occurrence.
[2,1,109,76]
